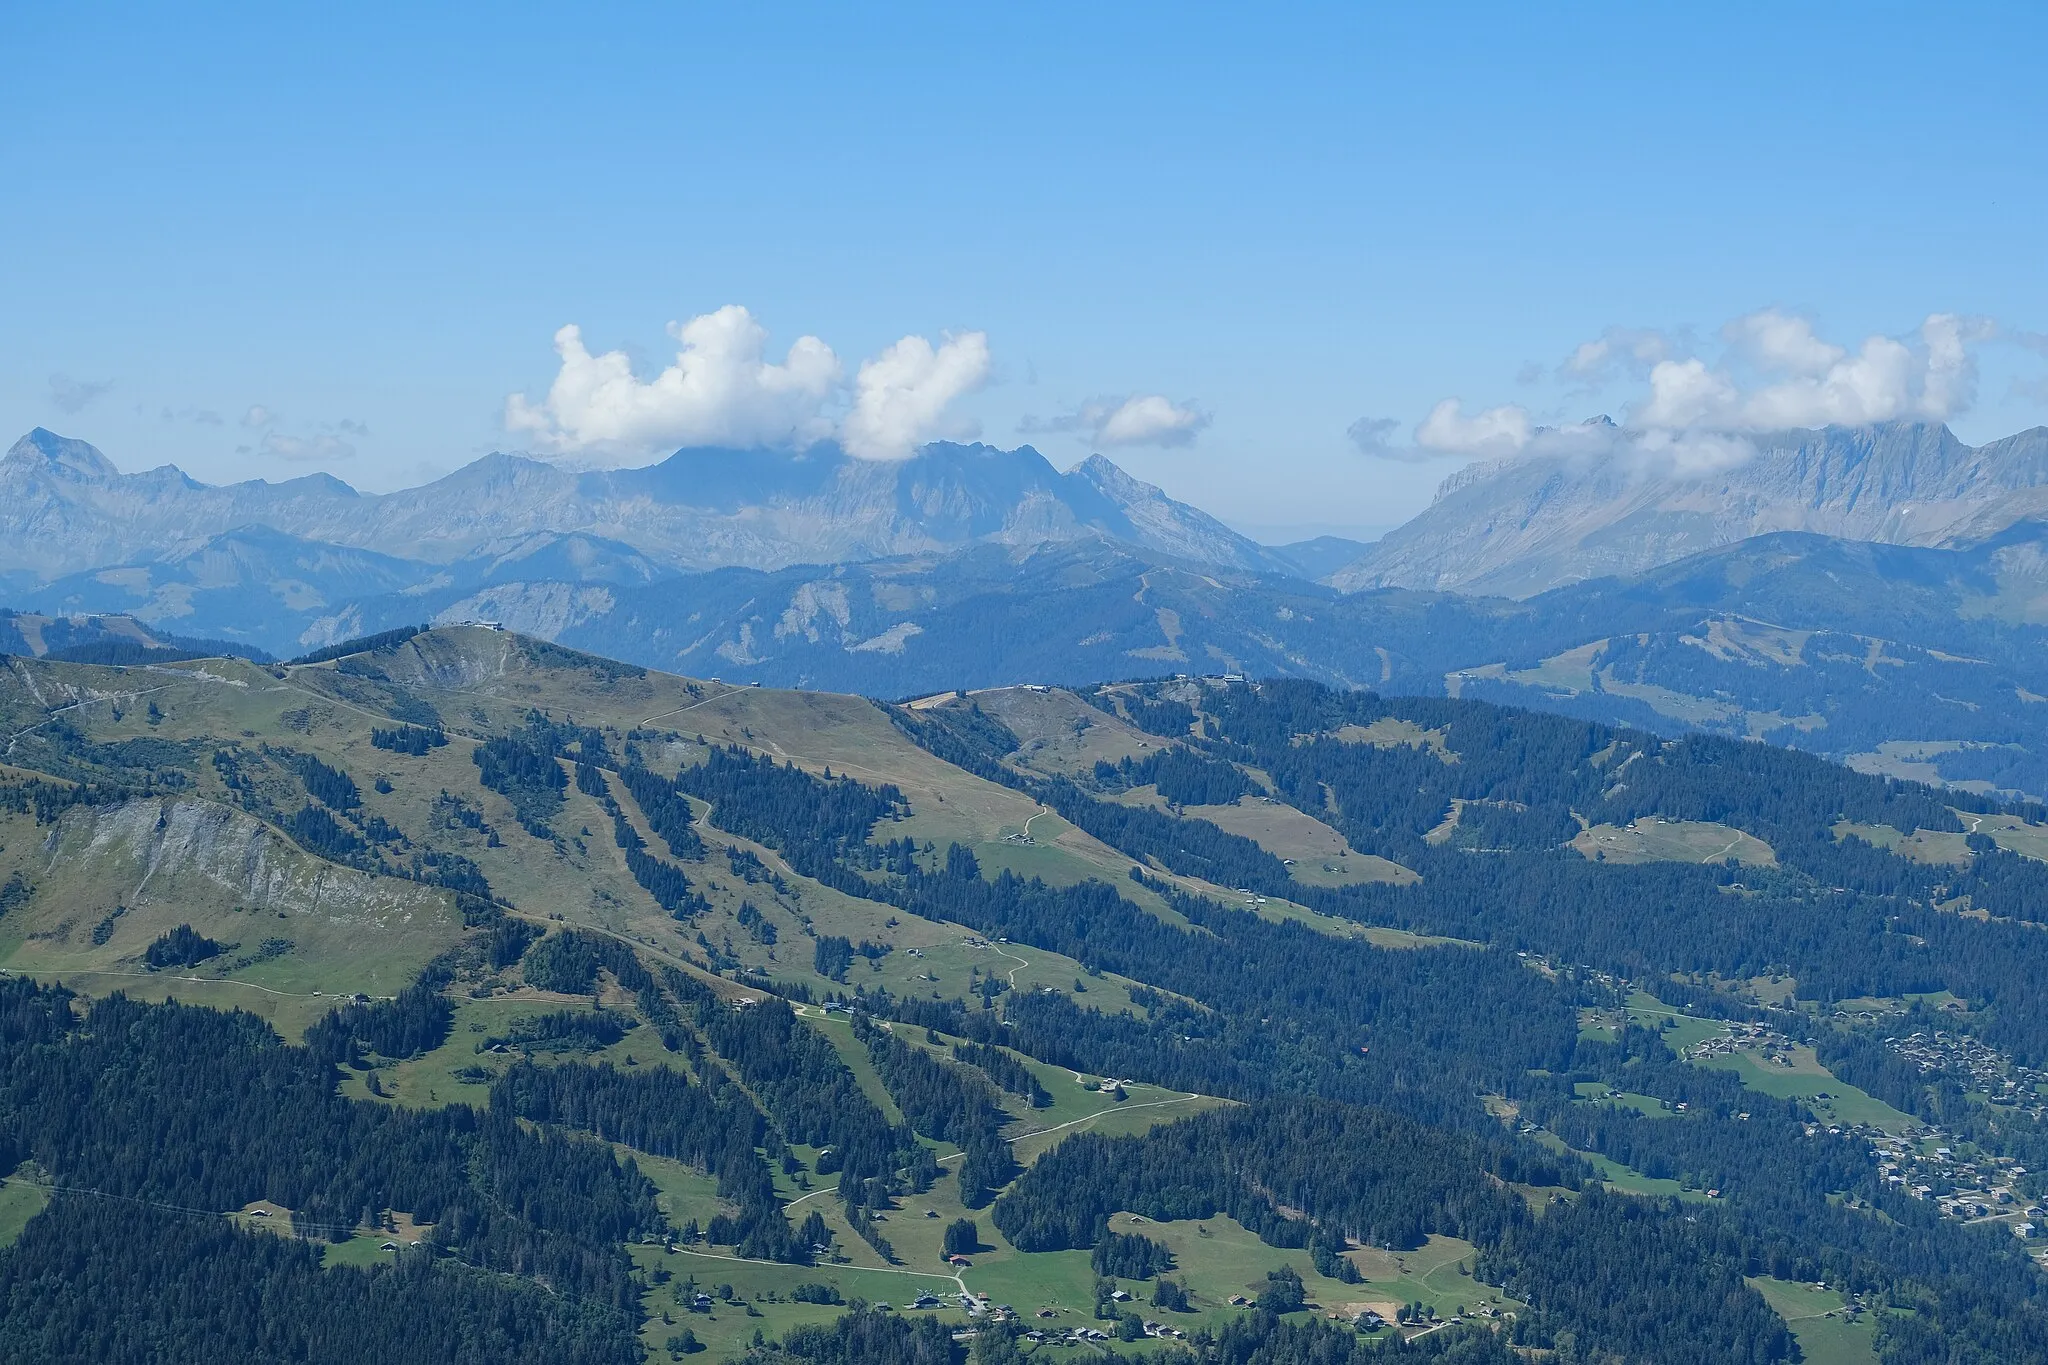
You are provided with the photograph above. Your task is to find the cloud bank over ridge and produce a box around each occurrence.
[1354,309,2019,477]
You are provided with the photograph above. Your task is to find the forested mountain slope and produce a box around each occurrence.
[320,527,2048,800]
[0,627,2045,1363]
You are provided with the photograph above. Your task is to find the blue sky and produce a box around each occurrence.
[4,2,2045,541]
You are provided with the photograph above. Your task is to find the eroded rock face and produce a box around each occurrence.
[60,797,445,928]
[1331,421,2048,598]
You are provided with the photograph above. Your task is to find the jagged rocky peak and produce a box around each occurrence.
[1330,419,2048,598]
[6,427,121,481]
[0,428,1294,584]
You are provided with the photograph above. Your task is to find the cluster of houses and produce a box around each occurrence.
[1014,1321,1190,1344]
[1673,1018,2045,1246]
[1869,1128,2044,1231]
[1882,1030,2048,1118]
[1683,1020,1795,1066]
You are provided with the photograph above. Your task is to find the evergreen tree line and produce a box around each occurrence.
[286,802,365,859]
[492,1059,804,1263]
[950,1039,1051,1107]
[625,842,710,916]
[812,934,887,982]
[576,762,713,918]
[473,733,568,837]
[1090,1229,1173,1278]
[0,773,144,826]
[266,745,362,810]
[521,927,654,996]
[143,923,223,969]
[470,711,613,840]
[733,1307,959,1365]
[749,1305,1527,1365]
[484,1009,632,1053]
[0,1197,641,1365]
[853,1014,1015,1207]
[288,624,425,666]
[995,1099,1792,1365]
[617,762,707,859]
[660,969,928,1210]
[670,744,906,898]
[371,723,448,755]
[0,979,660,1309]
[1093,746,1255,807]
[305,971,455,1065]
[1475,1189,1794,1365]
[993,1098,1529,1258]
[889,850,1581,1138]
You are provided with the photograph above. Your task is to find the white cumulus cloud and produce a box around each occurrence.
[1720,309,1844,377]
[1098,394,1207,447]
[1414,399,1532,456]
[1406,309,2011,483]
[1636,357,1743,429]
[1560,327,1675,384]
[1021,393,1209,449]
[1631,310,1991,432]
[506,306,841,455]
[840,331,991,461]
[506,308,990,462]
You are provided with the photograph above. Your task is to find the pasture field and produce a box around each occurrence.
[1573,1081,1678,1118]
[0,1170,50,1251]
[1325,718,1454,760]
[1573,819,1776,867]
[1173,794,1418,889]
[1746,1277,1880,1365]
[1834,821,1972,866]
[1531,1131,1711,1203]
[1699,1046,1916,1133]
[339,989,634,1107]
[1622,993,1724,1054]
[632,1245,967,1362]
[971,685,1162,778]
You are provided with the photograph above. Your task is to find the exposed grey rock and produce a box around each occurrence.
[1330,421,2048,597]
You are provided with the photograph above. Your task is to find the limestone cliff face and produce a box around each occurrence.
[56,797,450,927]
[1330,422,2048,598]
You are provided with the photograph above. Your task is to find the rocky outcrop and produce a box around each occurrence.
[1331,421,2048,597]
[54,797,452,928]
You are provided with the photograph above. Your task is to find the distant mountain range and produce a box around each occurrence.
[1333,419,2048,597]
[0,427,1293,583]
[9,419,2048,798]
